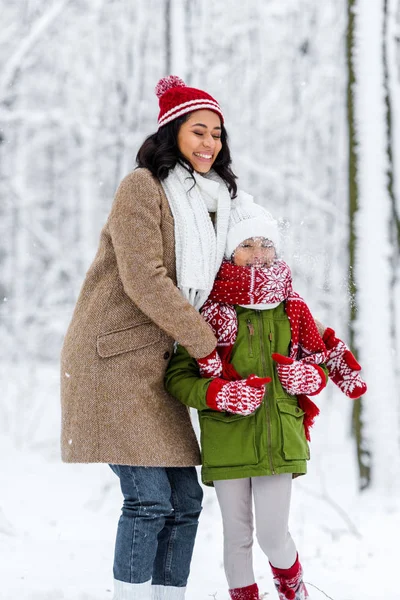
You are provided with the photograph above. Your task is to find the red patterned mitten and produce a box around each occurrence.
[323,328,367,399]
[206,375,271,416]
[197,348,223,378]
[272,353,326,396]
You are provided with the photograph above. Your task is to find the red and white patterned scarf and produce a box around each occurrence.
[201,260,327,440]
[202,259,327,365]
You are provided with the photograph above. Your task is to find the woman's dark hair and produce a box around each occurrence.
[136,113,238,198]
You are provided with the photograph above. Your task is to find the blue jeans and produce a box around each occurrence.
[109,465,203,587]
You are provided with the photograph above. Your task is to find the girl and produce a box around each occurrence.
[165,201,367,600]
[60,76,258,600]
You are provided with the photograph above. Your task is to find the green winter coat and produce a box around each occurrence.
[165,302,327,486]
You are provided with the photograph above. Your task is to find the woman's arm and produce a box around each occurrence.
[108,169,216,359]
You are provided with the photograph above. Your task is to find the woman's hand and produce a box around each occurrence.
[205,375,271,415]
[272,353,326,396]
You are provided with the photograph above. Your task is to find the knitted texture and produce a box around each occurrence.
[323,328,367,399]
[206,375,271,415]
[160,164,232,310]
[197,347,223,378]
[209,259,292,307]
[297,394,321,441]
[200,260,326,438]
[229,583,260,600]
[201,260,292,355]
[202,260,327,365]
[151,584,186,600]
[155,75,224,127]
[225,202,280,258]
[272,353,327,396]
[114,578,152,600]
[270,556,309,600]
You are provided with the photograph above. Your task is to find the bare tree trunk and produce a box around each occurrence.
[385,0,400,381]
[347,0,371,490]
[348,0,400,496]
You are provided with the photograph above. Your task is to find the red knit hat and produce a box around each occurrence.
[155,75,224,128]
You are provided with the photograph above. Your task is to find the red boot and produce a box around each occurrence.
[270,555,309,599]
[229,582,260,600]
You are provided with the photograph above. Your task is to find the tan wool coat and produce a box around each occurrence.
[60,168,217,466]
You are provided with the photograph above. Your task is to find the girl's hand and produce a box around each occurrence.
[322,328,367,399]
[206,375,271,415]
[272,353,326,396]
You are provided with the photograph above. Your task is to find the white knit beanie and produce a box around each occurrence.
[225,201,280,259]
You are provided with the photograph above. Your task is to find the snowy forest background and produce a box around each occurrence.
[1,1,400,599]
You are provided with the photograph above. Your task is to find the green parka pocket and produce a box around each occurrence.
[277,402,310,460]
[199,410,258,468]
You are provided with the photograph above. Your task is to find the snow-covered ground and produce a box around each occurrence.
[1,372,397,600]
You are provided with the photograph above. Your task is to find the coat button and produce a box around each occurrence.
[163,351,170,360]
[295,407,300,413]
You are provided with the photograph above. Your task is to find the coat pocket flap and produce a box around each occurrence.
[200,410,248,423]
[278,403,305,418]
[97,322,161,358]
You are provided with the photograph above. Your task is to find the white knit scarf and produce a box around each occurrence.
[161,163,236,309]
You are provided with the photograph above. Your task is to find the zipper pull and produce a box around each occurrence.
[269,332,273,342]
[247,319,254,336]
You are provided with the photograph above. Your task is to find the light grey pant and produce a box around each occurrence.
[214,474,297,589]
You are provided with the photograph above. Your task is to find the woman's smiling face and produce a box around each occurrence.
[177,109,223,173]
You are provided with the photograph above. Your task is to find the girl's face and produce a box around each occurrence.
[177,110,223,173]
[233,237,276,267]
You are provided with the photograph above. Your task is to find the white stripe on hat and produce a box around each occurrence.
[158,99,223,127]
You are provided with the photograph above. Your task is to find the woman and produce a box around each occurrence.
[60,75,257,600]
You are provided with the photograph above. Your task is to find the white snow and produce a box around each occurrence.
[0,372,397,599]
